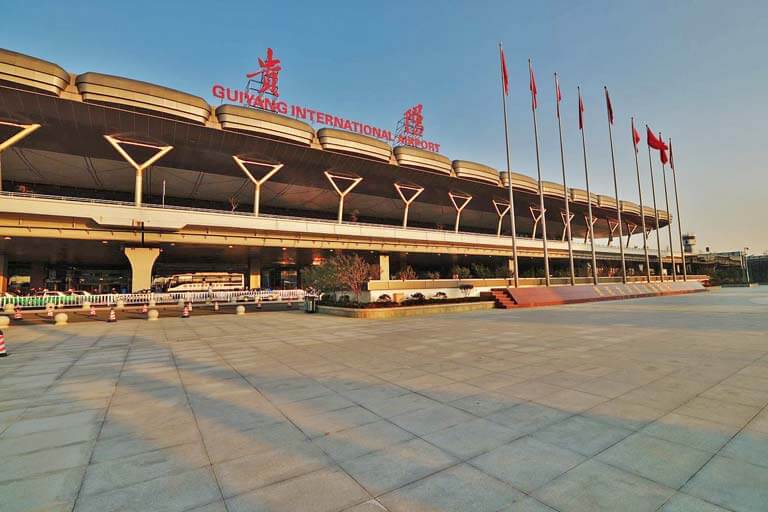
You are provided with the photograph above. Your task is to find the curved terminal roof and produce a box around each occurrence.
[75,72,211,124]
[317,128,391,162]
[620,200,641,216]
[452,160,500,186]
[216,104,314,145]
[0,48,70,96]
[598,194,618,210]
[393,146,452,175]
[502,172,539,194]
[541,180,567,199]
[570,188,599,206]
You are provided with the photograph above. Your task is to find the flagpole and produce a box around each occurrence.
[631,118,651,282]
[555,74,575,285]
[646,125,664,281]
[579,87,599,285]
[500,43,519,288]
[605,87,626,283]
[669,138,687,281]
[659,132,677,281]
[529,59,550,286]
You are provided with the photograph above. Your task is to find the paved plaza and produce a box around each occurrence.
[1,288,767,512]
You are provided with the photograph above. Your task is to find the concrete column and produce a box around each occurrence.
[134,170,143,207]
[29,262,45,289]
[248,257,261,289]
[379,254,390,281]
[124,247,160,292]
[0,254,7,293]
[507,257,516,279]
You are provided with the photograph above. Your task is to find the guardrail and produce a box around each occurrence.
[1,289,306,310]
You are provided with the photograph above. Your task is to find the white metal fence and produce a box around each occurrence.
[1,289,306,310]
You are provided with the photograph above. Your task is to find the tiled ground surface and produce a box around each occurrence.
[1,287,767,512]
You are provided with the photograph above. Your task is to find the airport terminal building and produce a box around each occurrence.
[0,48,688,298]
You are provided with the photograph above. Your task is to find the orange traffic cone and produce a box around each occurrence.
[47,308,54,321]
[182,305,190,318]
[89,305,97,317]
[141,304,148,314]
[0,330,7,357]
[213,302,219,312]
[256,301,262,310]
[107,308,117,323]
[13,307,22,321]
[187,301,193,311]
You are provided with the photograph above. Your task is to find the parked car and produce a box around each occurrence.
[408,292,426,301]
[376,294,392,303]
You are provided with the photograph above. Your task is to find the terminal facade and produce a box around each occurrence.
[0,48,688,298]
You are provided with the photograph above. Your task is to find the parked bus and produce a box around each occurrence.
[163,272,245,292]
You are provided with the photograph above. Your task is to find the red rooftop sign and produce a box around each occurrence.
[211,48,441,153]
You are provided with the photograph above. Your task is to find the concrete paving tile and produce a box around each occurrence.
[641,412,738,453]
[91,421,201,463]
[746,409,768,434]
[682,455,768,512]
[486,402,572,436]
[500,496,558,511]
[495,381,566,401]
[340,438,458,495]
[225,468,370,512]
[214,440,331,497]
[389,404,475,436]
[719,428,768,469]
[1,409,104,437]
[74,466,221,512]
[534,459,675,512]
[362,393,440,418]
[449,392,520,416]
[81,442,210,496]
[595,432,712,488]
[313,420,414,462]
[379,464,524,512]
[203,420,307,464]
[673,397,761,429]
[423,418,519,459]
[0,422,101,457]
[277,393,354,418]
[341,498,390,511]
[701,384,768,408]
[583,398,666,430]
[469,436,584,493]
[291,405,381,438]
[533,388,608,413]
[0,466,86,512]
[532,415,633,456]
[660,493,731,512]
[0,441,94,483]
[418,382,485,403]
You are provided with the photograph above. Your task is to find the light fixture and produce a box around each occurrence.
[3,236,11,240]
[228,245,233,248]
[101,241,108,244]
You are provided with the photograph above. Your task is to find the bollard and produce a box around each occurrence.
[213,301,219,312]
[147,309,159,321]
[255,301,262,311]
[54,313,68,326]
[3,303,14,314]
[47,309,54,321]
[0,316,9,328]
[236,305,245,315]
[149,299,157,308]
[81,301,91,311]
[182,305,190,318]
[116,299,125,310]
[89,305,97,318]
[107,308,117,323]
[177,299,185,308]
[0,329,7,357]
[13,307,23,321]
[187,301,193,311]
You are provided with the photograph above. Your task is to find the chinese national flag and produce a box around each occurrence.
[660,147,669,165]
[632,119,641,153]
[500,47,509,96]
[669,140,675,170]
[555,74,562,118]
[529,60,538,109]
[605,88,614,125]
[646,127,668,151]
[578,91,585,130]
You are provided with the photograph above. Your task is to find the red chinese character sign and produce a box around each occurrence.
[246,48,282,97]
[403,104,424,137]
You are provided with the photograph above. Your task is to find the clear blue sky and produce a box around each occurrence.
[2,0,766,253]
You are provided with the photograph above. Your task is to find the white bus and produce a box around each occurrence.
[164,272,245,292]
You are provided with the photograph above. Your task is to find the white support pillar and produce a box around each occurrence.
[379,254,390,281]
[584,215,599,244]
[233,157,284,216]
[529,204,546,239]
[104,135,173,207]
[325,171,363,224]
[124,247,161,292]
[492,200,511,237]
[394,183,424,228]
[448,192,472,233]
[0,121,41,192]
[560,210,575,242]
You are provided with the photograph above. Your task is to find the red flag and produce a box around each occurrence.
[605,88,614,125]
[500,46,509,96]
[646,126,668,151]
[529,60,537,109]
[632,119,641,152]
[578,90,585,130]
[660,147,669,165]
[555,73,562,118]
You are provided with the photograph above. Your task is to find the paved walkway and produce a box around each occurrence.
[1,287,767,512]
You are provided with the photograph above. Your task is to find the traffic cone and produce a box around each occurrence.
[141,304,148,314]
[47,308,54,321]
[107,308,116,323]
[13,307,22,321]
[0,330,7,357]
[213,301,219,312]
[89,305,97,318]
[287,301,293,309]
[256,301,262,310]
[187,301,193,311]
[182,305,190,318]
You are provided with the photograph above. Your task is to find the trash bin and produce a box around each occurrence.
[304,294,318,313]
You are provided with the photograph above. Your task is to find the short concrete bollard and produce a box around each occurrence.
[0,316,10,328]
[3,303,14,314]
[116,299,126,310]
[147,309,159,321]
[54,313,68,326]
[46,302,55,312]
[236,305,246,315]
[177,299,185,308]
[149,299,157,307]
[81,301,91,311]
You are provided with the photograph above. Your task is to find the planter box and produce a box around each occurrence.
[317,301,494,319]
